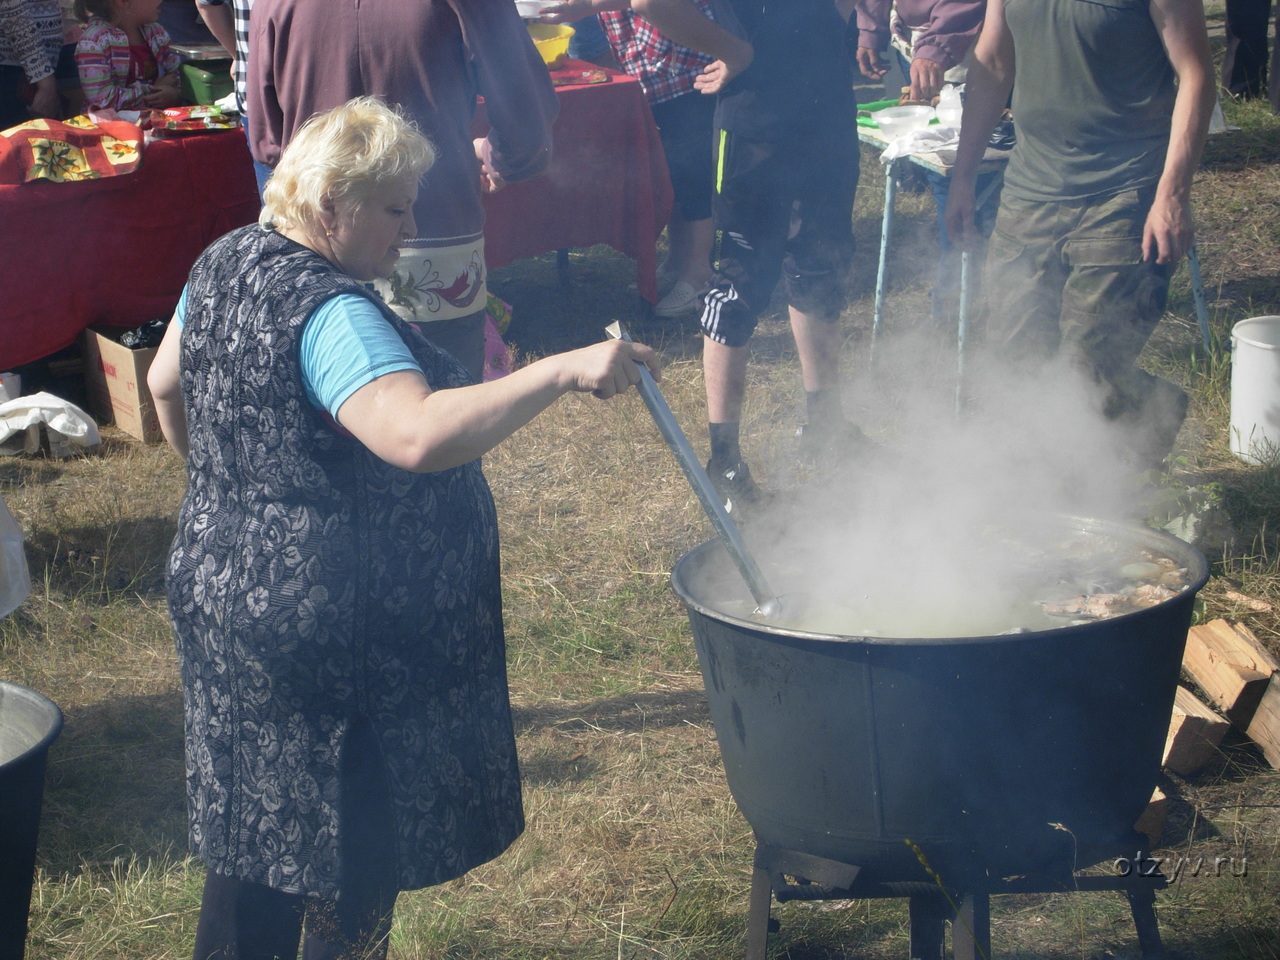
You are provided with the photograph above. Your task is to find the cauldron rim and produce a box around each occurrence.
[671,514,1210,647]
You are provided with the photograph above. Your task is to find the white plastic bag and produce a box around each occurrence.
[879,125,961,162]
[935,84,964,127]
[0,494,31,619]
[0,391,101,458]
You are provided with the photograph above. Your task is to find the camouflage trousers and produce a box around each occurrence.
[984,186,1172,381]
[983,187,1186,466]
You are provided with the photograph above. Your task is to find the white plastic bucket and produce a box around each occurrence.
[1230,316,1280,464]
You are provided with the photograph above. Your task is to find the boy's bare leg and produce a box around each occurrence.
[789,307,841,392]
[704,335,749,423]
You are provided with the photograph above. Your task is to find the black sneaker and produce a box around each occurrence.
[796,420,874,466]
[706,458,763,518]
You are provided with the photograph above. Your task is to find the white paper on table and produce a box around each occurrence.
[879,125,961,163]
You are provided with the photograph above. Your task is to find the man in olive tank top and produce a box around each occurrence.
[944,0,1214,470]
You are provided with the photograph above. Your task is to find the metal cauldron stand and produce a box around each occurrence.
[747,840,1169,960]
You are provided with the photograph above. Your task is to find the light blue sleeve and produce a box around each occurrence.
[299,295,423,416]
[171,288,421,415]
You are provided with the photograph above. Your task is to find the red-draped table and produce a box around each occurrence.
[0,64,673,369]
[474,60,673,303]
[0,129,261,370]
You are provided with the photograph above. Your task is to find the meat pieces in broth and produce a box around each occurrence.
[1039,550,1189,623]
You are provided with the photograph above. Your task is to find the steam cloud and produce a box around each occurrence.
[729,326,1177,638]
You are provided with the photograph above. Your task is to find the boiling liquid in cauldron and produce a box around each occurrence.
[709,528,1193,639]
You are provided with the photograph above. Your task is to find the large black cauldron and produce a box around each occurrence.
[672,517,1208,890]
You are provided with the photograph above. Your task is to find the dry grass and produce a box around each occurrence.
[4,27,1280,959]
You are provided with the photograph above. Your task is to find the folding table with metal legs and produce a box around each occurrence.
[862,132,1214,412]
[862,129,1009,372]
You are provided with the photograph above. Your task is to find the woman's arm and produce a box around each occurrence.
[148,317,190,459]
[335,339,660,473]
[193,0,237,56]
[0,0,55,88]
[463,2,560,185]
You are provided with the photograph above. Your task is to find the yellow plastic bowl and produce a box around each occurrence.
[527,23,574,68]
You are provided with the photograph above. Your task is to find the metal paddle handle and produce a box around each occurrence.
[606,322,781,618]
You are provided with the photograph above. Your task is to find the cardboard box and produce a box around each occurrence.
[81,327,163,442]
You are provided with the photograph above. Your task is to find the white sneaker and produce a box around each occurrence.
[630,265,679,296]
[654,280,704,317]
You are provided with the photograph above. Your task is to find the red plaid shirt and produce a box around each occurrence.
[598,1,716,106]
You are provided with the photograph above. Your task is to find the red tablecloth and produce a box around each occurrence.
[0,65,674,369]
[0,129,261,370]
[475,61,673,303]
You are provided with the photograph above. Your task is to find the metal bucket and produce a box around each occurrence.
[672,517,1208,889]
[0,682,63,960]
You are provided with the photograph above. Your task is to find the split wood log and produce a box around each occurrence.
[1134,787,1167,850]
[1224,590,1274,613]
[1181,619,1279,727]
[1244,673,1280,771]
[1162,685,1230,776]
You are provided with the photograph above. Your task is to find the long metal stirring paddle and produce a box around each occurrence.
[606,321,781,618]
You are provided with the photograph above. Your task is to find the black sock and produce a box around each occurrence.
[805,390,843,430]
[708,422,741,466]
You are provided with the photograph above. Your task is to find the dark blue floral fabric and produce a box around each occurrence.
[167,226,523,898]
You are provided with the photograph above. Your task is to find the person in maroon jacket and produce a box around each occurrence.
[247,0,559,382]
[854,0,985,102]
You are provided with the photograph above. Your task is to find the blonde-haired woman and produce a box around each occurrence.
[149,97,658,960]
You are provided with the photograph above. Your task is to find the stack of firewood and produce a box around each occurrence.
[1137,618,1278,847]
[1166,618,1280,775]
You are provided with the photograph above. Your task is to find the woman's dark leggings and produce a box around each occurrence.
[191,717,400,960]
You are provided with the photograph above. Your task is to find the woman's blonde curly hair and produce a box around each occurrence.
[260,96,435,234]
